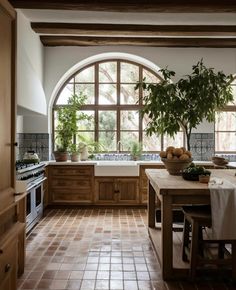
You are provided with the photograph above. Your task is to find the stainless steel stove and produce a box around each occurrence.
[16,162,46,233]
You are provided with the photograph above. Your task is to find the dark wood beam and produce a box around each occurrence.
[31,23,236,37]
[40,36,236,47]
[9,0,236,12]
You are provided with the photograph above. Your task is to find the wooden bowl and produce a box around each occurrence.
[161,158,193,175]
[212,156,228,166]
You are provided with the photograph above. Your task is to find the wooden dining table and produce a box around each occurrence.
[145,168,236,280]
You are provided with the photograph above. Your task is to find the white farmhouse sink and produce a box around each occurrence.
[95,161,139,176]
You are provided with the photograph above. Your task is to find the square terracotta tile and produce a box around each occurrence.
[18,208,231,290]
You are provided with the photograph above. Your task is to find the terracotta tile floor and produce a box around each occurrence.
[17,208,236,290]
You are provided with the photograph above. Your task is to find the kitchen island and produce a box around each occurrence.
[145,168,236,280]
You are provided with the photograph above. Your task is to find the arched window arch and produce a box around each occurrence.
[215,77,236,154]
[52,59,184,152]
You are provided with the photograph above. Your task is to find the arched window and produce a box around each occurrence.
[52,59,184,152]
[215,77,236,154]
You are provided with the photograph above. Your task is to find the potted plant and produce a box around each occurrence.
[138,60,234,151]
[129,141,142,161]
[54,93,90,162]
[69,144,80,162]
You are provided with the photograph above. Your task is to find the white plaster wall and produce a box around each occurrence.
[17,10,47,115]
[16,116,24,133]
[23,115,48,133]
[44,46,236,134]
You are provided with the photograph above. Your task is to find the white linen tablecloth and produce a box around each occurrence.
[209,177,236,240]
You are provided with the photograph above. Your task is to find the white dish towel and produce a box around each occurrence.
[209,178,236,240]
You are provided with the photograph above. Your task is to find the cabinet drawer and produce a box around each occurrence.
[51,178,92,189]
[52,190,92,203]
[0,234,17,285]
[51,166,93,176]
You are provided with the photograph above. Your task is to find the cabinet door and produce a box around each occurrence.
[117,178,139,204]
[0,0,16,213]
[0,230,17,290]
[95,178,117,204]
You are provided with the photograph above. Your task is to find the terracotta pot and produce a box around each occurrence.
[71,153,79,162]
[53,151,68,162]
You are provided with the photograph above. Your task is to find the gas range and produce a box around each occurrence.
[16,162,46,190]
[16,161,47,233]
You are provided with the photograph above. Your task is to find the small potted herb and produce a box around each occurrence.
[129,141,142,161]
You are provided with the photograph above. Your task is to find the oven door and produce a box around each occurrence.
[34,182,44,218]
[26,177,46,233]
[26,188,35,231]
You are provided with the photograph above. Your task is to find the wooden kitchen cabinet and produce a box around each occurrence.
[47,165,94,204]
[139,165,163,204]
[95,177,139,205]
[0,227,18,290]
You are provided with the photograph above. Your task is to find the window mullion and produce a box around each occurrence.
[95,62,99,142]
[117,60,121,144]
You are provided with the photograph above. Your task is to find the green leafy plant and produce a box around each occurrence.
[129,141,142,160]
[138,60,233,151]
[55,93,91,152]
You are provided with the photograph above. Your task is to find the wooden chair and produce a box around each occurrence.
[182,205,236,281]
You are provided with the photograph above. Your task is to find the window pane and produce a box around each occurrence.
[121,62,139,83]
[120,84,139,104]
[99,84,117,104]
[163,132,184,149]
[57,84,74,105]
[75,66,94,82]
[142,114,152,130]
[120,132,139,151]
[99,62,117,83]
[77,111,94,130]
[215,112,236,131]
[120,110,139,130]
[99,111,117,130]
[77,132,95,145]
[143,133,161,151]
[74,84,95,104]
[99,131,116,151]
[143,69,160,84]
[54,110,59,128]
[215,132,236,151]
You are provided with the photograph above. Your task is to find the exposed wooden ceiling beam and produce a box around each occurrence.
[9,0,236,12]
[40,36,236,47]
[31,23,236,37]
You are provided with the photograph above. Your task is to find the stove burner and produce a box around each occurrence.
[15,160,40,170]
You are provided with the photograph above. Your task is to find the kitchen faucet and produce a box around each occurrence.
[117,140,123,153]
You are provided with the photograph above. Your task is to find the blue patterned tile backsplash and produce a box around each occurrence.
[190,133,214,161]
[16,133,49,161]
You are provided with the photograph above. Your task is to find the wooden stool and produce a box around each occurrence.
[182,206,236,280]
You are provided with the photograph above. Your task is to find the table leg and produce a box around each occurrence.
[148,181,156,228]
[161,194,173,280]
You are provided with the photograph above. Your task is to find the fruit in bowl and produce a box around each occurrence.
[160,147,193,175]
[182,163,211,181]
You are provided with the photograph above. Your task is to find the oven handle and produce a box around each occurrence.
[27,177,47,191]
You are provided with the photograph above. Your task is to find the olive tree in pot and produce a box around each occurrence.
[54,93,90,162]
[138,60,233,151]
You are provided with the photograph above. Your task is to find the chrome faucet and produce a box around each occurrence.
[117,140,123,153]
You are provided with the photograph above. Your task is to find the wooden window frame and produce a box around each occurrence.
[215,80,236,154]
[52,59,184,152]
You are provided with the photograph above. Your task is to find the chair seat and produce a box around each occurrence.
[182,205,211,226]
[182,205,235,281]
